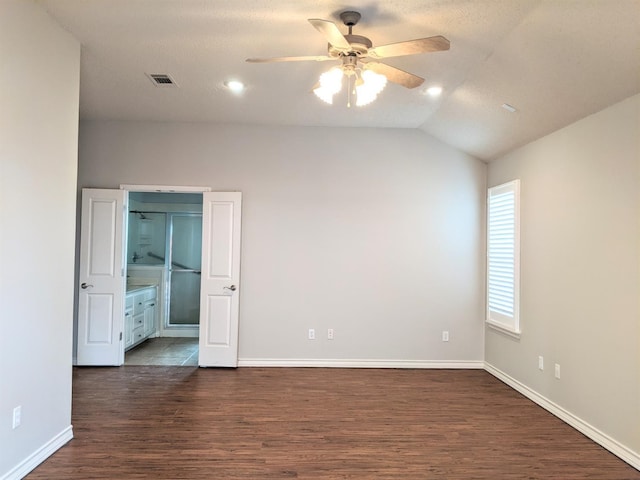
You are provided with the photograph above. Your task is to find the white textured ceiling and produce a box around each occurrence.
[37,0,640,161]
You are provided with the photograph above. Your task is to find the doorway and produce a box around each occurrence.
[125,192,202,365]
[76,188,242,367]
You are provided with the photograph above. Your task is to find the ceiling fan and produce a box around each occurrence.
[246,11,450,106]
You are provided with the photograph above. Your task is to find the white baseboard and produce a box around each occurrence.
[484,362,640,471]
[1,425,73,480]
[238,358,485,369]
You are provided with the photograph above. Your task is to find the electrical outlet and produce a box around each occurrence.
[554,363,561,379]
[12,406,21,429]
[442,331,449,342]
[538,356,544,371]
[308,328,315,340]
[327,328,334,340]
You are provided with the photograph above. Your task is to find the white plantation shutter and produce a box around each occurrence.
[487,180,520,334]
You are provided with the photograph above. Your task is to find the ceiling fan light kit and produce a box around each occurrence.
[247,11,450,107]
[313,62,387,107]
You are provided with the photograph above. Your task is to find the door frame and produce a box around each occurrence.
[77,185,246,367]
[120,184,212,194]
[123,185,212,341]
[122,186,244,367]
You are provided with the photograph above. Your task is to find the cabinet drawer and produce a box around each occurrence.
[133,313,144,329]
[132,288,156,313]
[133,294,145,314]
[132,326,145,344]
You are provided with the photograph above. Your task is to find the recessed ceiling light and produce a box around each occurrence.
[225,80,245,93]
[426,86,443,97]
[502,103,517,113]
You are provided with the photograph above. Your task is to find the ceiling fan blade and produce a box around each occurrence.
[246,55,335,63]
[308,18,351,50]
[366,62,425,89]
[368,35,450,59]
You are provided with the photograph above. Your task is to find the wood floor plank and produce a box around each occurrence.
[26,367,640,479]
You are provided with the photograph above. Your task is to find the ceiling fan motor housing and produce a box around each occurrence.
[328,11,371,57]
[328,34,372,57]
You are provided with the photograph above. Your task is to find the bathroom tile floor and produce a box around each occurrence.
[125,337,199,366]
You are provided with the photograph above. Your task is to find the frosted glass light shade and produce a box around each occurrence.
[313,68,344,104]
[356,70,387,106]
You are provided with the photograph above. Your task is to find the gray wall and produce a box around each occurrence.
[78,122,487,364]
[3,1,637,473]
[0,1,80,477]
[486,94,640,456]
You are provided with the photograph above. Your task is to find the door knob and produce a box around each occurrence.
[81,283,94,289]
[224,285,236,291]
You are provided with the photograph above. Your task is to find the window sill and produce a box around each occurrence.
[486,319,521,340]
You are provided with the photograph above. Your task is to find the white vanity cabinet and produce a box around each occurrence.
[124,286,157,351]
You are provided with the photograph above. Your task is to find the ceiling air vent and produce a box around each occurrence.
[146,73,178,87]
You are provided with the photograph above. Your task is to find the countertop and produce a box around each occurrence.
[126,283,156,293]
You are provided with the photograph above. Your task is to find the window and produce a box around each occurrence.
[486,180,520,336]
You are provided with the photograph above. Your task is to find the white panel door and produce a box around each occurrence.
[199,192,242,367]
[77,188,126,365]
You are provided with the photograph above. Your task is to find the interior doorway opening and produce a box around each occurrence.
[125,191,203,365]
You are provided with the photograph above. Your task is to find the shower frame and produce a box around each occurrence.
[165,212,203,329]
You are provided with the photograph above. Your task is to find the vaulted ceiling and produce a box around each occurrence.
[37,0,640,161]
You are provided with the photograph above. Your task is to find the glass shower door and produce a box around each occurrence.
[168,214,202,326]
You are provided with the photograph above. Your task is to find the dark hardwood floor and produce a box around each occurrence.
[27,367,639,479]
